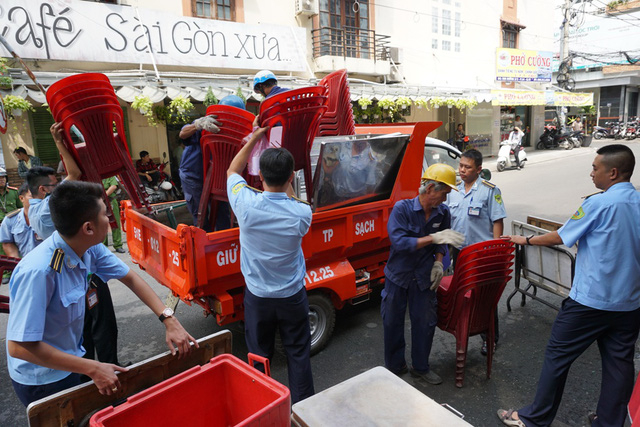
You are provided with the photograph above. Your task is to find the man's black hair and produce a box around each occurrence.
[49,181,103,237]
[139,150,149,158]
[259,148,294,187]
[461,149,483,168]
[597,144,635,180]
[13,147,27,155]
[26,166,57,195]
[18,182,29,196]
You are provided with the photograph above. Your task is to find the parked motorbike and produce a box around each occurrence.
[568,130,584,148]
[497,130,527,172]
[536,125,572,150]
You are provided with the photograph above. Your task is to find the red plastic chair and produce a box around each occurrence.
[197,134,244,229]
[0,256,20,314]
[436,239,515,387]
[317,69,356,137]
[259,87,328,202]
[197,105,255,229]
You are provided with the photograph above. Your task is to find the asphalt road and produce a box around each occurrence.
[0,138,639,426]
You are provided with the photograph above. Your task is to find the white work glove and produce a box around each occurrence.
[430,261,444,291]
[194,116,222,133]
[430,229,465,248]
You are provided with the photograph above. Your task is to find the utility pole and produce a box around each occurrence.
[557,0,572,132]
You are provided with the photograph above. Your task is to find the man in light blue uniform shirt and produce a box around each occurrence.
[6,181,197,407]
[0,183,41,257]
[447,149,506,355]
[227,126,314,404]
[498,145,640,427]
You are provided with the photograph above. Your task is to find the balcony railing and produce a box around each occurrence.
[311,26,390,61]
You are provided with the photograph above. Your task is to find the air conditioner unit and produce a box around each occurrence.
[296,0,319,17]
[387,47,404,64]
[387,65,404,83]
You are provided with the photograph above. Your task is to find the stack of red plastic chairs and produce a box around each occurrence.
[197,105,255,229]
[317,69,356,137]
[436,240,515,387]
[46,73,150,224]
[259,87,328,202]
[0,256,19,313]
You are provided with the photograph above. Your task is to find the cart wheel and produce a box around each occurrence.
[308,293,336,356]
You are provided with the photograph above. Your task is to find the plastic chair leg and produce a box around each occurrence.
[197,164,214,229]
[486,315,496,379]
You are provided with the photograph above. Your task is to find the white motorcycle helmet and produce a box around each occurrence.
[160,181,173,191]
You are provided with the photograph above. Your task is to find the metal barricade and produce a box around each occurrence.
[506,218,575,311]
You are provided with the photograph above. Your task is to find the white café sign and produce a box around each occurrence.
[0,0,307,72]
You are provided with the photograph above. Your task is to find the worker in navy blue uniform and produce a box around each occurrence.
[382,164,465,385]
[498,144,640,427]
[447,149,506,356]
[227,125,314,404]
[253,70,289,100]
[6,181,197,407]
[179,96,246,231]
[0,183,41,257]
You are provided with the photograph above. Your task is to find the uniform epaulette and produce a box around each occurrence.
[582,191,603,200]
[49,248,64,273]
[482,180,496,189]
[292,195,310,205]
[6,186,18,191]
[5,209,20,218]
[245,184,262,193]
[230,182,262,195]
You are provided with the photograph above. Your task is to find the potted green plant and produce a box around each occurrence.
[430,97,445,109]
[371,104,382,120]
[395,96,412,110]
[204,87,218,107]
[3,95,34,118]
[358,96,373,109]
[153,105,171,125]
[131,95,157,126]
[0,58,12,89]
[169,96,194,123]
[378,97,395,110]
[414,97,429,110]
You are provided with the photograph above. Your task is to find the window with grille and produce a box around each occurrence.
[432,39,438,49]
[455,42,460,52]
[442,40,451,51]
[192,0,235,21]
[318,0,371,59]
[503,29,517,48]
[442,10,451,36]
[455,12,461,37]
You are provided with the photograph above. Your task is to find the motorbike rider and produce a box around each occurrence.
[136,151,161,189]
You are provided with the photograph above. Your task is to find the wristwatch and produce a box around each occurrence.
[158,307,174,323]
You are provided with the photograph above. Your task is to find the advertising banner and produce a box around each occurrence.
[0,0,308,72]
[491,90,594,106]
[496,48,553,82]
[491,90,546,106]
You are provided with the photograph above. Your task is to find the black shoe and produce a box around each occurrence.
[409,367,442,385]
[389,365,408,376]
[481,340,497,356]
[115,247,126,254]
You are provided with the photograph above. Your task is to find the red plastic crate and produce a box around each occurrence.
[90,354,290,427]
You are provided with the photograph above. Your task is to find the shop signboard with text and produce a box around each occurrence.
[491,90,594,107]
[496,48,553,82]
[0,0,307,72]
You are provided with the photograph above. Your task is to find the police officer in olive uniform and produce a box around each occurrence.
[447,149,507,356]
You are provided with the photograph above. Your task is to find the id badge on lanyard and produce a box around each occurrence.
[468,197,480,216]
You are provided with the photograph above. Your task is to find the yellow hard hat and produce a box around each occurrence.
[422,163,458,191]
